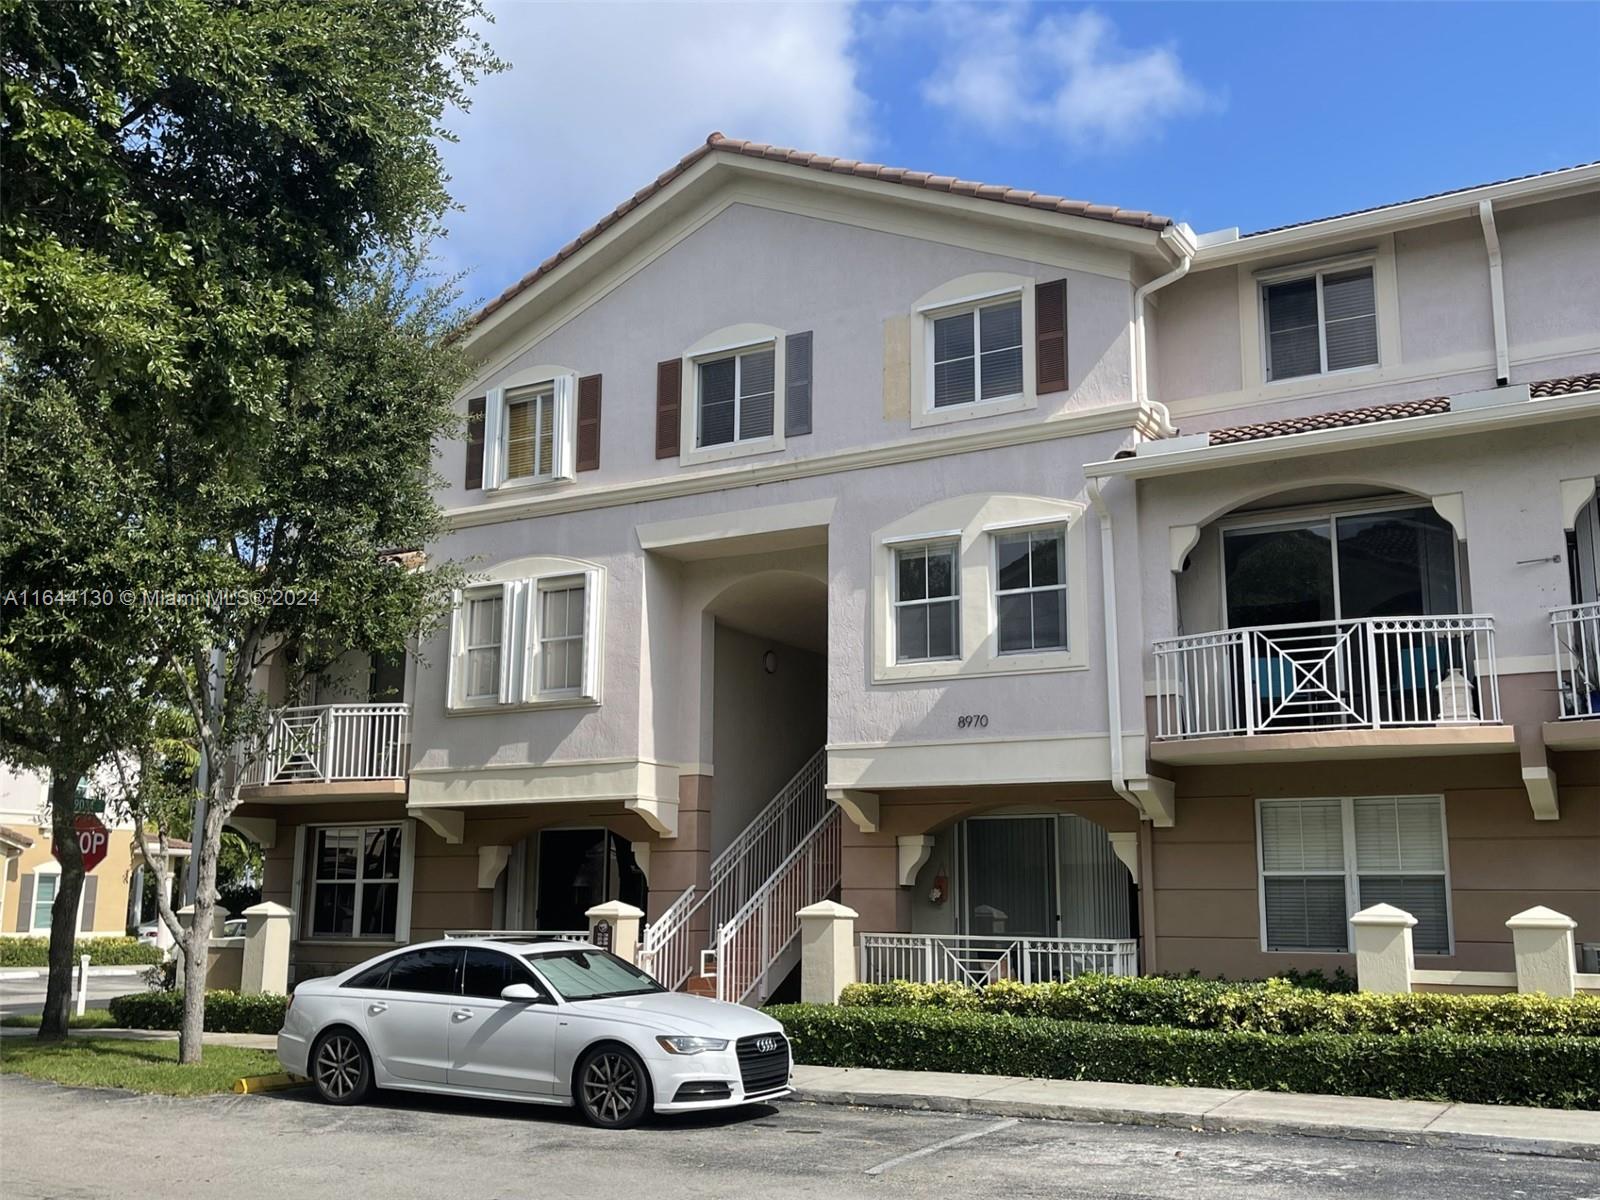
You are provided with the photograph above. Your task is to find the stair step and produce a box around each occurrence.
[684,975,717,997]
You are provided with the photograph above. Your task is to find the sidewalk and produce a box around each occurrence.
[0,1025,276,1050]
[788,1065,1600,1161]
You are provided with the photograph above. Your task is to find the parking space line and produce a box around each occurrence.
[864,1118,1019,1176]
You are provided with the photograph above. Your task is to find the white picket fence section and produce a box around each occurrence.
[639,748,827,990]
[714,806,841,1003]
[240,703,411,785]
[1154,614,1499,739]
[859,932,1138,986]
[1552,602,1600,719]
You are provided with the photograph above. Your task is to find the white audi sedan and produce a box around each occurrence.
[277,937,791,1128]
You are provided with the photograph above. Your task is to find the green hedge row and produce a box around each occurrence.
[839,976,1600,1038]
[0,936,164,968]
[108,989,288,1035]
[769,1003,1600,1109]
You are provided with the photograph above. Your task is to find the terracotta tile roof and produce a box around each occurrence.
[0,824,34,851]
[1242,162,1599,238]
[1530,372,1600,398]
[1199,372,1599,446]
[471,133,1173,327]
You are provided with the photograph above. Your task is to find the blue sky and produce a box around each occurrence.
[439,1,1600,303]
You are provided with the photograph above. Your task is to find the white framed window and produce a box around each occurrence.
[29,865,60,934]
[696,343,775,448]
[536,577,586,696]
[504,384,557,482]
[1261,264,1378,382]
[449,565,602,710]
[894,542,960,663]
[482,372,576,490]
[306,824,404,940]
[462,590,505,702]
[1257,795,1451,955]
[994,526,1067,654]
[929,297,1024,409]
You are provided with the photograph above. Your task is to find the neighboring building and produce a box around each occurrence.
[0,764,142,939]
[233,136,1600,996]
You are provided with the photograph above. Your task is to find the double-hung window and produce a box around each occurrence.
[504,384,557,482]
[931,297,1023,408]
[697,345,775,447]
[308,824,403,939]
[462,591,504,702]
[895,543,959,662]
[537,578,586,695]
[1258,796,1449,954]
[30,869,59,933]
[994,527,1067,653]
[1262,265,1378,381]
[450,568,601,709]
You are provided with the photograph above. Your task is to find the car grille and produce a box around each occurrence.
[736,1033,790,1095]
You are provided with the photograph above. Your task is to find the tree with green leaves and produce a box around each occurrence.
[2,0,496,1058]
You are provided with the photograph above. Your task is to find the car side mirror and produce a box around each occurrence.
[500,982,546,1004]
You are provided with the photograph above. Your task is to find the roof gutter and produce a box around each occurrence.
[1132,224,1196,434]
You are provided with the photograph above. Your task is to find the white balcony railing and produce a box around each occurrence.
[1552,602,1600,719]
[1153,614,1500,740]
[443,930,588,943]
[859,932,1138,986]
[239,703,411,786]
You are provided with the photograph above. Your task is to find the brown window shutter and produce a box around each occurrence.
[576,374,602,472]
[1035,279,1068,394]
[655,359,682,459]
[15,874,32,932]
[464,396,487,489]
[78,875,98,933]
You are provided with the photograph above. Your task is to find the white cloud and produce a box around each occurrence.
[438,1,871,299]
[914,5,1213,149]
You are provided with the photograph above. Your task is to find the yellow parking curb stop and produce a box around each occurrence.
[232,1073,305,1094]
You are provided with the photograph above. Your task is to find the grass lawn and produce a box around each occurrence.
[0,1009,119,1029]
[0,1037,282,1095]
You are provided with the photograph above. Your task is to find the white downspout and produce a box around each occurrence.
[1132,226,1195,423]
[1087,476,1142,818]
[1478,199,1510,386]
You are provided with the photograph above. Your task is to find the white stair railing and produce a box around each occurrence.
[639,748,826,989]
[714,805,841,1004]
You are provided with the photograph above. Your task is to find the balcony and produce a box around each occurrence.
[1151,615,1511,764]
[239,703,411,798]
[1546,603,1600,752]
[859,933,1138,986]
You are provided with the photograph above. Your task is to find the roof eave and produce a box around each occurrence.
[1085,387,1600,481]
[1191,163,1600,271]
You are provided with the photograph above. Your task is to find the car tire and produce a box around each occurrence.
[310,1028,374,1106]
[575,1044,652,1129]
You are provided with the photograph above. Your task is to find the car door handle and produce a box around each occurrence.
[451,1009,474,1022]
[367,1002,387,1016]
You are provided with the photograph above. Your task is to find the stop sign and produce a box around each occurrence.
[53,814,110,873]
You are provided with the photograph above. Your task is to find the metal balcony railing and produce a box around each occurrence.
[1552,602,1600,720]
[1153,614,1500,740]
[240,703,411,786]
[858,933,1138,986]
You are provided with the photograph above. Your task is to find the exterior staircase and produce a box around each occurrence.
[639,748,839,1005]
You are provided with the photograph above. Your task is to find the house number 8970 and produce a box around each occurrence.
[957,714,989,729]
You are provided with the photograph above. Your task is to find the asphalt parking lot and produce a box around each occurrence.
[2,1075,1597,1199]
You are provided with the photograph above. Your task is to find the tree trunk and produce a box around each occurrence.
[176,784,229,1064]
[37,772,85,1043]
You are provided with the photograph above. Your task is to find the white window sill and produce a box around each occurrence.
[446,695,600,716]
[487,474,575,495]
[679,435,783,467]
[1265,362,1382,387]
[911,391,1035,430]
[873,653,1087,685]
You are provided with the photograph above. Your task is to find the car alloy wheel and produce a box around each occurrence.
[578,1047,649,1129]
[313,1031,372,1105]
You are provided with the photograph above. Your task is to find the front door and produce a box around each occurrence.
[962,816,1057,936]
[447,948,561,1094]
[533,829,647,932]
[362,946,459,1083]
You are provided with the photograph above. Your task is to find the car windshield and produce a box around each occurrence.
[525,948,664,1001]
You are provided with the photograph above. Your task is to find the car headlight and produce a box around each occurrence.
[656,1035,729,1055]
